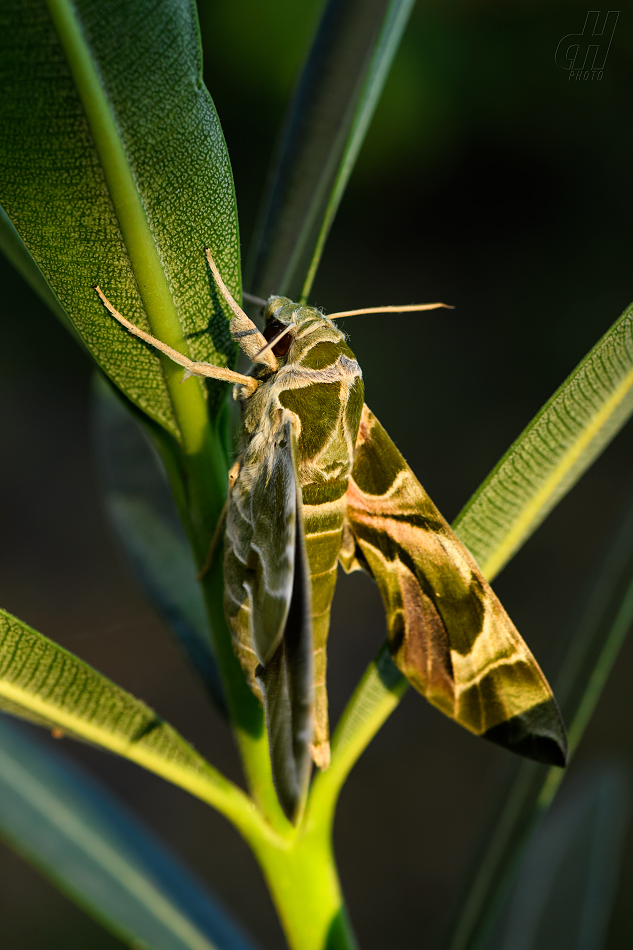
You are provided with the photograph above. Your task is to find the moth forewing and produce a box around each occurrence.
[340,405,568,767]
[224,298,364,814]
[223,413,315,818]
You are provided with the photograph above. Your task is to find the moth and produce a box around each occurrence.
[96,250,567,820]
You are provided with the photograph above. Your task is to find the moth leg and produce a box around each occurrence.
[196,500,228,581]
[94,286,257,393]
[196,459,241,580]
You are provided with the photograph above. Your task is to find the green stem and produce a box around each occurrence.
[309,643,407,825]
[144,361,290,829]
[268,646,409,950]
[252,826,358,950]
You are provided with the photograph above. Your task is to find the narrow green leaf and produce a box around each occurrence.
[247,0,415,302]
[92,374,226,716]
[444,493,633,950]
[0,717,258,950]
[454,300,633,579]
[490,765,629,950]
[0,0,239,434]
[0,606,264,838]
[323,299,633,812]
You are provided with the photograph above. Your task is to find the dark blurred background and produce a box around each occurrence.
[1,0,633,946]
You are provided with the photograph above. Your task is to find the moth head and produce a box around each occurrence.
[257,296,330,360]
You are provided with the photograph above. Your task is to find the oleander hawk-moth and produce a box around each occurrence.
[96,251,567,821]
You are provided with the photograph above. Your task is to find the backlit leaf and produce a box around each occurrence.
[455,300,633,578]
[445,493,633,950]
[0,0,240,433]
[0,606,253,826]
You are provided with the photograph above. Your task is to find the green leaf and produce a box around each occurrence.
[0,0,240,435]
[320,298,633,811]
[0,717,258,950]
[454,299,633,579]
[444,492,633,950]
[92,374,226,717]
[0,203,77,338]
[489,765,629,950]
[0,605,265,839]
[247,0,415,302]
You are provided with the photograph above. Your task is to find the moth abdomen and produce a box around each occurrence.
[303,496,348,769]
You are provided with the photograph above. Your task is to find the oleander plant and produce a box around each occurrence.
[1,1,632,948]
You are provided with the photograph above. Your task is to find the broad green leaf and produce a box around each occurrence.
[0,717,258,950]
[321,299,633,808]
[0,606,261,836]
[0,0,239,436]
[444,493,633,950]
[0,203,76,338]
[92,374,226,716]
[247,0,415,302]
[491,765,629,950]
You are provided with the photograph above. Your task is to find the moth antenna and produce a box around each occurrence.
[204,249,277,370]
[252,323,293,362]
[242,291,268,308]
[327,302,454,319]
[94,286,258,395]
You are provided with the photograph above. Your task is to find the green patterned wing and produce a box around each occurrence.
[224,415,313,820]
[340,405,568,767]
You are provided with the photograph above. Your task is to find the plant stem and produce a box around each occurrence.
[309,643,408,825]
[252,823,358,950]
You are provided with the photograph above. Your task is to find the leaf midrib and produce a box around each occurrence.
[46,0,210,452]
[461,348,633,581]
[0,669,282,846]
[0,674,229,803]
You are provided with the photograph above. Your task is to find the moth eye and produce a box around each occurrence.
[264,320,293,357]
[264,320,284,341]
[272,334,292,357]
